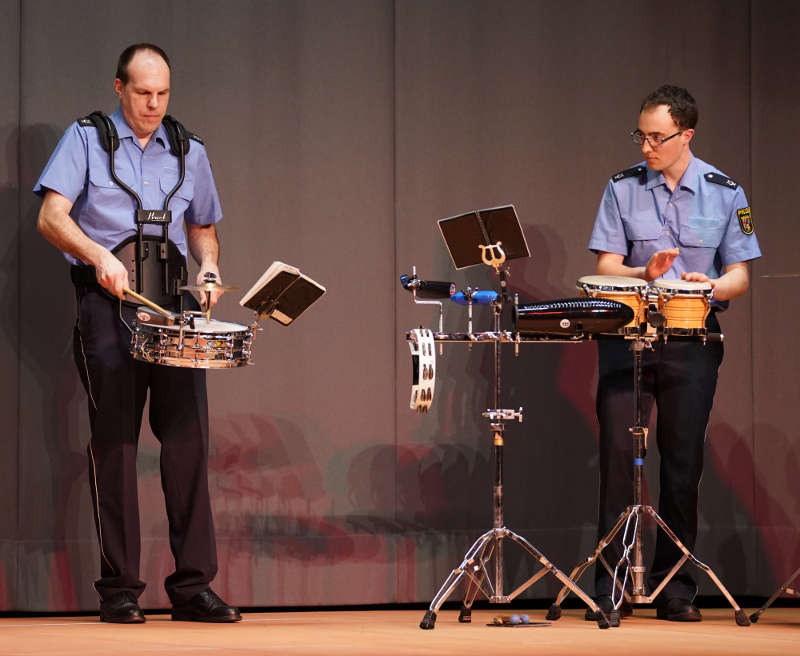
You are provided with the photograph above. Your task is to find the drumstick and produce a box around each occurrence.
[123,287,174,319]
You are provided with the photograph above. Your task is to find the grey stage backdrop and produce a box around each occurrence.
[0,0,797,611]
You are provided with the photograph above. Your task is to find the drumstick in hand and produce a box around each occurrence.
[123,287,174,319]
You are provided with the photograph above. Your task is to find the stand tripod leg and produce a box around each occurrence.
[458,573,485,623]
[546,508,632,624]
[646,507,750,626]
[750,564,800,623]
[420,527,610,629]
[497,529,609,628]
[458,545,493,623]
[419,529,496,629]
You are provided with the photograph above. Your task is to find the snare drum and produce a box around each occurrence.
[131,317,254,368]
[649,279,712,333]
[576,275,648,332]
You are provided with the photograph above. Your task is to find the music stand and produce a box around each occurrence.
[437,205,531,271]
[419,205,609,630]
[239,261,326,325]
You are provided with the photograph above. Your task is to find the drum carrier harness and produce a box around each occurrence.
[79,111,196,307]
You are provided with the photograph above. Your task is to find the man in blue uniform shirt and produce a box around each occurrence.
[586,85,761,622]
[34,44,240,623]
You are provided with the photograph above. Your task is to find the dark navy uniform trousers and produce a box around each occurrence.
[72,273,217,604]
[594,312,723,601]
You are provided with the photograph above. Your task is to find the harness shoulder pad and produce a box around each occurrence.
[78,111,118,153]
[704,172,739,190]
[162,114,193,156]
[611,165,646,183]
[189,132,204,145]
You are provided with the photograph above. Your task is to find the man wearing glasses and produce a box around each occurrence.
[586,85,761,622]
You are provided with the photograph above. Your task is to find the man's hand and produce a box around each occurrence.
[94,249,130,299]
[197,265,224,310]
[684,262,750,301]
[681,271,712,284]
[644,248,680,281]
[186,224,222,310]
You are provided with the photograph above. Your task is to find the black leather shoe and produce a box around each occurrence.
[171,589,241,622]
[584,595,633,621]
[100,591,145,623]
[656,597,702,622]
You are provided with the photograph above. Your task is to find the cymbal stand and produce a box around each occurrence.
[750,564,800,622]
[545,332,750,626]
[419,265,610,630]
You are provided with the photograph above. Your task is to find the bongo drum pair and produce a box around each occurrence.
[576,275,713,335]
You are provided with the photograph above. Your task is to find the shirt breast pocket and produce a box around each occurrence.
[160,171,195,214]
[679,216,725,248]
[87,167,135,216]
[621,215,663,242]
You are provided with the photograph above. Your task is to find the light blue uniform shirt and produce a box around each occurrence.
[588,154,761,281]
[34,108,223,265]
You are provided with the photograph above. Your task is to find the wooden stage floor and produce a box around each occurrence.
[1,607,798,655]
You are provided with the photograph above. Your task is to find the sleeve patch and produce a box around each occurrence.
[736,206,754,235]
[705,172,738,190]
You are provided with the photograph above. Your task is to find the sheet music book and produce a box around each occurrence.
[239,261,326,325]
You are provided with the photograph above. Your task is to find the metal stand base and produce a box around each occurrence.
[417,263,607,631]
[546,503,750,626]
[750,563,800,623]
[419,526,610,630]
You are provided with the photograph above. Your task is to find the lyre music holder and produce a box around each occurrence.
[419,206,610,630]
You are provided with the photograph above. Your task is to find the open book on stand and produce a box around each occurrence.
[240,261,326,325]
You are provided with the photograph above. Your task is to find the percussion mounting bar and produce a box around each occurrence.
[404,266,445,354]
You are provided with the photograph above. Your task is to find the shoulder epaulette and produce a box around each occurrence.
[704,172,738,190]
[188,132,204,145]
[611,165,646,183]
[77,117,94,127]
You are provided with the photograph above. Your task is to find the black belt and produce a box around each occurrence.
[70,265,101,289]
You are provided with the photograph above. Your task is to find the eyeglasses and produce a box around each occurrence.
[630,129,683,147]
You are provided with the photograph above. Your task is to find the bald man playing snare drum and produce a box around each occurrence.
[35,43,238,624]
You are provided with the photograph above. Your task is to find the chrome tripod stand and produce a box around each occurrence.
[418,268,610,630]
[545,333,750,627]
[750,564,800,622]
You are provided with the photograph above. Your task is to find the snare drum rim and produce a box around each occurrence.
[138,322,253,338]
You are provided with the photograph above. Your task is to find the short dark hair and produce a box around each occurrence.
[640,85,698,130]
[115,43,171,84]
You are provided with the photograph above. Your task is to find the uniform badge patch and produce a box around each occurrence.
[736,206,754,235]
